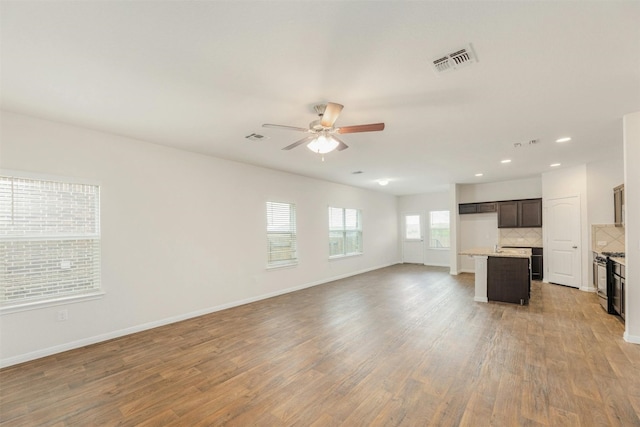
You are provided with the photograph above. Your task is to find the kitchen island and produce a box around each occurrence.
[459,247,532,304]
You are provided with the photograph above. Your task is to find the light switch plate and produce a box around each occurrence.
[597,241,607,247]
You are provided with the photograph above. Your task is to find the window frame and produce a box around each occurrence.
[428,210,450,249]
[404,214,422,241]
[328,206,363,259]
[0,170,103,313]
[266,201,298,269]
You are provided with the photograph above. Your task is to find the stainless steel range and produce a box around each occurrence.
[593,253,610,312]
[593,251,625,313]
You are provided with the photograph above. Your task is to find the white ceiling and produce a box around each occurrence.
[2,1,639,195]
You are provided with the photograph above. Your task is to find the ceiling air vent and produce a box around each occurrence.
[245,133,269,141]
[431,44,478,74]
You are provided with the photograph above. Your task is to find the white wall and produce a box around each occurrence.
[0,111,399,366]
[587,152,624,225]
[454,177,542,272]
[541,164,590,290]
[624,111,640,344]
[458,177,542,203]
[458,213,499,272]
[585,151,625,287]
[397,191,450,267]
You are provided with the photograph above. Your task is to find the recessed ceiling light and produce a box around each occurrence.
[550,163,561,167]
[501,159,511,164]
[555,137,572,143]
[475,173,483,177]
[378,179,389,186]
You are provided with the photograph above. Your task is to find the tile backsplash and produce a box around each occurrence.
[592,224,625,253]
[499,228,543,247]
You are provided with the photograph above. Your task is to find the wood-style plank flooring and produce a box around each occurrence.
[2,264,640,426]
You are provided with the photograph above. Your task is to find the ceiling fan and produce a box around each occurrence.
[262,102,385,156]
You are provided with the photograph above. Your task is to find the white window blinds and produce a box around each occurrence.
[329,206,362,257]
[0,175,101,307]
[266,201,297,268]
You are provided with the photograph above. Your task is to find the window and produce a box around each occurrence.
[329,207,362,258]
[266,201,297,268]
[0,174,101,308]
[429,210,450,248]
[405,215,421,240]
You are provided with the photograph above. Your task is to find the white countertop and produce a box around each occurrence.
[610,257,626,266]
[459,247,532,259]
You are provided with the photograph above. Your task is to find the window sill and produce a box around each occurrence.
[0,291,106,315]
[329,253,363,260]
[266,262,298,271]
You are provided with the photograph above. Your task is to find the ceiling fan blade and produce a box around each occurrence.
[337,123,385,134]
[262,124,310,132]
[332,135,349,151]
[320,102,344,128]
[282,135,317,150]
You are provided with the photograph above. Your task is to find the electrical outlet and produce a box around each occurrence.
[597,241,607,247]
[60,260,71,269]
[57,309,68,321]
[517,238,524,242]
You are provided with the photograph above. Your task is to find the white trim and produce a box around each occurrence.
[0,262,395,368]
[624,332,640,345]
[474,296,489,303]
[265,262,298,271]
[329,253,363,261]
[0,234,100,242]
[0,292,105,314]
[424,262,450,268]
[0,168,101,186]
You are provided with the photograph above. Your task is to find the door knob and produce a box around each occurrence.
[572,246,578,249]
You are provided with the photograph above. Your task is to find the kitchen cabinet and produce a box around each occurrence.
[614,184,624,227]
[531,248,543,281]
[477,202,497,213]
[497,198,542,228]
[458,202,497,214]
[487,256,530,304]
[497,201,518,227]
[503,246,543,280]
[459,203,477,214]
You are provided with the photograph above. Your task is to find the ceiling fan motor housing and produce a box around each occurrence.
[310,119,328,132]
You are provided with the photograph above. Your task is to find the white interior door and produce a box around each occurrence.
[546,196,581,287]
[403,213,424,264]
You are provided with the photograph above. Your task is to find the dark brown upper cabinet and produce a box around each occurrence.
[458,203,478,214]
[458,202,497,215]
[497,201,519,227]
[498,198,542,228]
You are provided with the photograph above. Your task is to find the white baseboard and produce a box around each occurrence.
[460,268,475,274]
[0,263,394,368]
[580,285,597,292]
[424,262,450,268]
[624,332,640,345]
[474,296,488,303]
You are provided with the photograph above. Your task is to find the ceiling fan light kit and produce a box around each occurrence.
[262,101,385,157]
[307,134,339,154]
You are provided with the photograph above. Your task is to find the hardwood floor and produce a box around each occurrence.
[2,264,639,426]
